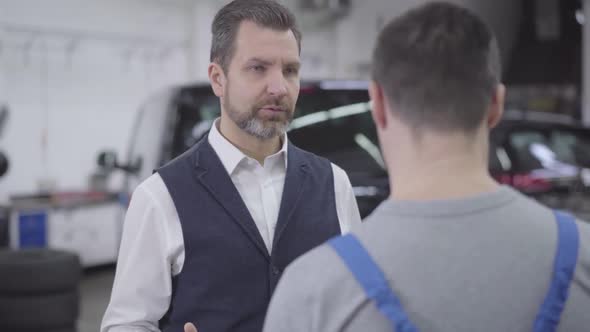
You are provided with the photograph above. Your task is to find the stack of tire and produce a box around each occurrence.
[0,206,8,248]
[0,249,81,332]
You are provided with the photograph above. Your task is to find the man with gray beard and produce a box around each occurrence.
[100,1,361,332]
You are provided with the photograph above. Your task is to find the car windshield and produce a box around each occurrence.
[288,101,383,178]
[508,127,590,172]
[168,85,382,178]
[135,82,590,186]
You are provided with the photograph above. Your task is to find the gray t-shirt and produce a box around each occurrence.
[263,186,590,332]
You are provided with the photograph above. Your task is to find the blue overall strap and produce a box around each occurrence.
[329,234,419,332]
[533,210,580,332]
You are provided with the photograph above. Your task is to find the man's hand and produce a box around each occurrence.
[184,322,198,332]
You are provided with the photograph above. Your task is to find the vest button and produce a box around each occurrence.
[271,266,280,276]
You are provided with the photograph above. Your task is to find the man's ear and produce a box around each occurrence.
[208,62,226,97]
[369,81,387,130]
[487,83,505,129]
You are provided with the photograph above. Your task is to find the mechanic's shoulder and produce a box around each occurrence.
[284,238,355,293]
[576,218,590,257]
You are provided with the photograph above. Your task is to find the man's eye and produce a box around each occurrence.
[252,65,266,72]
[285,67,298,75]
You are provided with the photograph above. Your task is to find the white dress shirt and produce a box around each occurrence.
[101,121,362,332]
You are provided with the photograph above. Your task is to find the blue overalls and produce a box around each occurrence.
[328,210,579,332]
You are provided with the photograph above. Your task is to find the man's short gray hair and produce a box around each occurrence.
[210,0,302,72]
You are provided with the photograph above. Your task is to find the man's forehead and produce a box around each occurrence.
[233,21,299,60]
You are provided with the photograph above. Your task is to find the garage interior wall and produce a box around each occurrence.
[0,0,192,199]
[285,0,521,80]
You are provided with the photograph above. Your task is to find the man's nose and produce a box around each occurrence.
[266,70,288,97]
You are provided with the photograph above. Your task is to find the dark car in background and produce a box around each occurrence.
[0,105,9,179]
[101,81,590,221]
[0,105,9,248]
[488,113,590,221]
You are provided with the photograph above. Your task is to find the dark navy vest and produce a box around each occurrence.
[157,137,341,332]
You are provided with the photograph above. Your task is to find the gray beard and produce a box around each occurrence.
[224,98,292,140]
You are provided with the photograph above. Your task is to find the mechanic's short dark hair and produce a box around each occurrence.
[210,0,302,72]
[372,2,501,133]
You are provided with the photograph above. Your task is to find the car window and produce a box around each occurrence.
[508,128,590,171]
[286,88,384,178]
[167,86,382,178]
[509,131,547,171]
[551,130,590,167]
[126,89,176,182]
[489,143,510,173]
[168,90,220,160]
[288,105,384,178]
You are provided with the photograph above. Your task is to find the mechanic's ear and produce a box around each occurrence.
[487,84,505,129]
[369,81,387,130]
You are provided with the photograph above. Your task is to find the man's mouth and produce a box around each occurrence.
[260,106,286,113]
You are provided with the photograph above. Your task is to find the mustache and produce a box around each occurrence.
[253,98,292,112]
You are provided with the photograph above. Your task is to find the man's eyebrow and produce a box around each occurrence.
[245,57,274,66]
[285,61,301,68]
[245,58,300,68]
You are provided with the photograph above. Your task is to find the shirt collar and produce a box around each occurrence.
[207,118,289,175]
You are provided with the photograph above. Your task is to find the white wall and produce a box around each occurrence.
[289,0,522,79]
[188,1,223,81]
[188,0,523,80]
[0,0,192,199]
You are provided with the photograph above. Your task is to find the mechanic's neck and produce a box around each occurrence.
[387,130,499,201]
[218,116,282,165]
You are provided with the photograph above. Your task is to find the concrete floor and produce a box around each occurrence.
[79,265,115,332]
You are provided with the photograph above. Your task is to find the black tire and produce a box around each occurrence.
[0,291,78,329]
[0,150,8,178]
[0,249,80,294]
